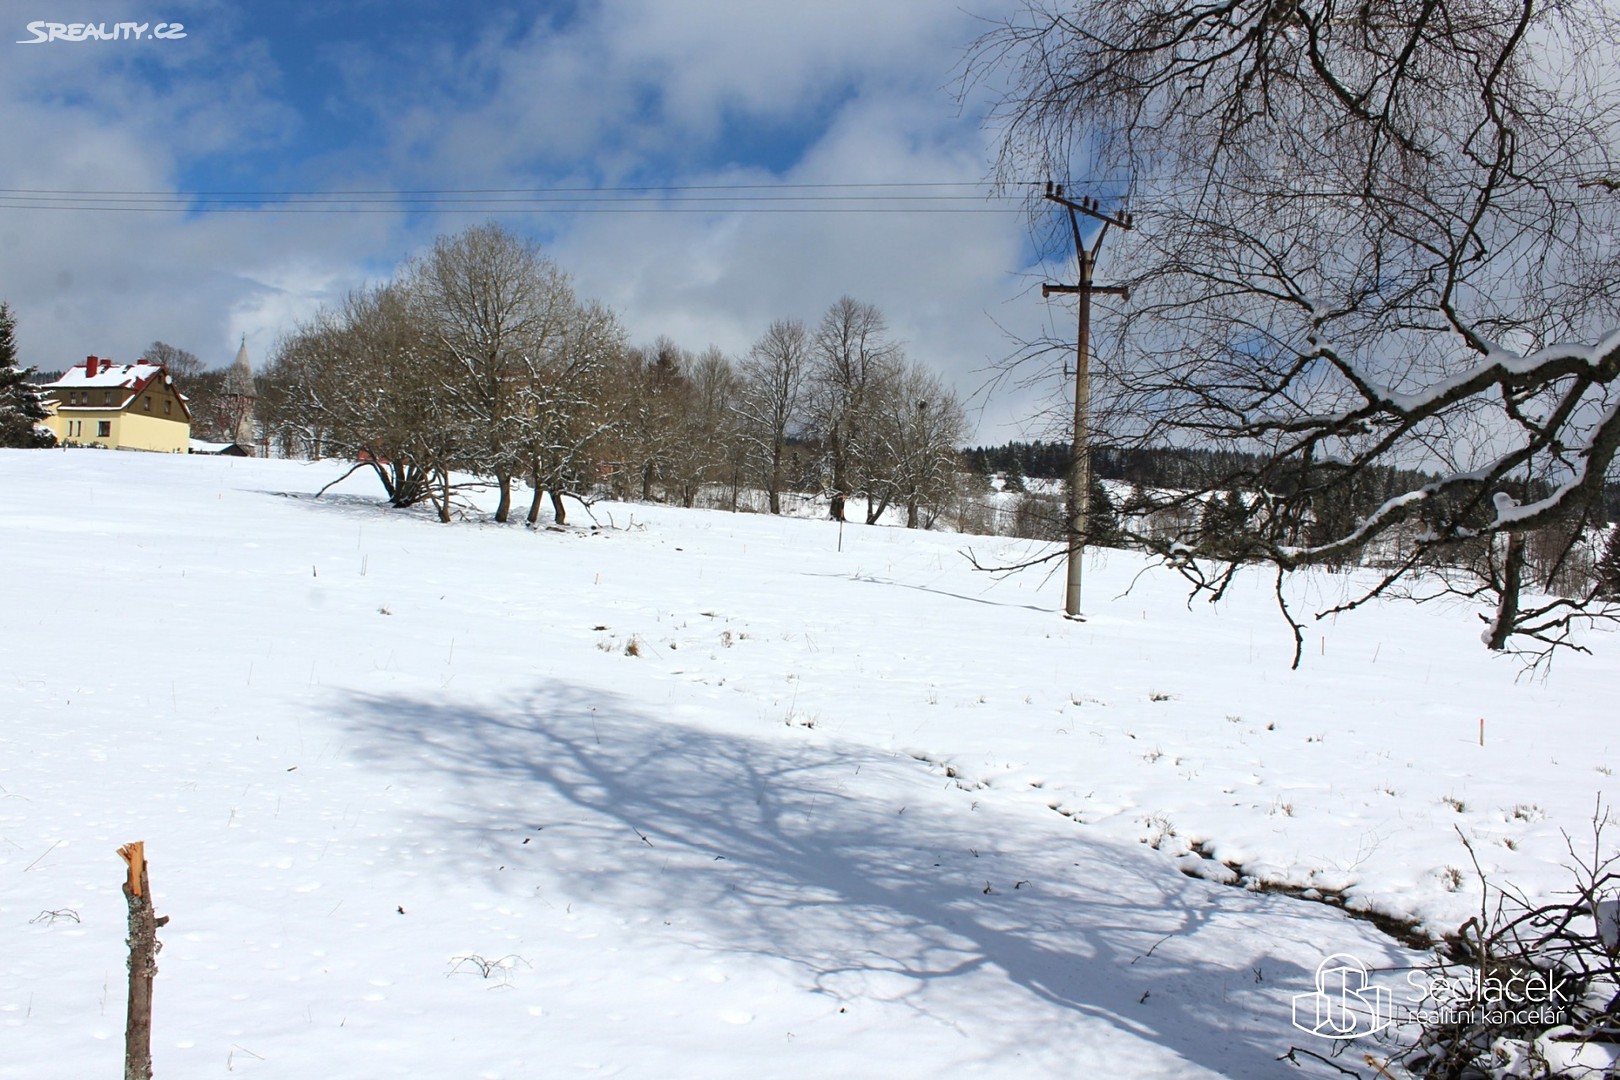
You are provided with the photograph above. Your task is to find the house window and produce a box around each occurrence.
[69,391,79,405]
[104,390,113,405]
[69,420,80,437]
[164,400,171,415]
[144,397,151,412]
[97,421,112,437]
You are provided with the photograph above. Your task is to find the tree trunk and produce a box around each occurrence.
[768,444,783,514]
[434,470,452,523]
[367,460,397,502]
[1485,533,1525,651]
[526,477,544,526]
[906,496,919,529]
[829,430,849,521]
[551,488,567,525]
[494,472,512,522]
[866,490,891,525]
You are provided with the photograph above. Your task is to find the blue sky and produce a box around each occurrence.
[0,0,1073,439]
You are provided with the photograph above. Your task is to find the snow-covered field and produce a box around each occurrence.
[2,449,1615,1078]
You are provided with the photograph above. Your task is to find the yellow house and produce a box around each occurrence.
[41,356,192,453]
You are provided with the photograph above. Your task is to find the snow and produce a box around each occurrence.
[1323,330,1620,421]
[44,360,170,391]
[2,449,1615,1078]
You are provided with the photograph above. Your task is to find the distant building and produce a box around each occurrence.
[40,356,192,453]
[187,438,251,456]
[222,337,258,455]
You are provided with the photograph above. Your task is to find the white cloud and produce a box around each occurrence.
[0,0,1067,438]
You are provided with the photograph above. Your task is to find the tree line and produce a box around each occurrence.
[254,222,971,528]
[8,274,1620,608]
[968,435,1620,609]
[970,440,1620,524]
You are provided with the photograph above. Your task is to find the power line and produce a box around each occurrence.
[0,181,1036,197]
[7,170,1608,216]
[2,194,1008,205]
[0,203,1029,215]
[0,180,1041,215]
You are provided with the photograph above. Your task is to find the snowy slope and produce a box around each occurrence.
[2,449,1614,1079]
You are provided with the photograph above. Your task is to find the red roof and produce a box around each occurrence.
[46,357,192,420]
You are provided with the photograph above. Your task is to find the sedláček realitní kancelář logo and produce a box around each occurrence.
[1292,952,1574,1041]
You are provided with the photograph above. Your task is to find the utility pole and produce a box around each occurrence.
[1041,182,1131,619]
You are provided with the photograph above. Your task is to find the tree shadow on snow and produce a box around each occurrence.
[337,682,1404,1078]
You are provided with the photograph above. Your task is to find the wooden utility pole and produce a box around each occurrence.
[118,842,167,1080]
[1041,183,1131,619]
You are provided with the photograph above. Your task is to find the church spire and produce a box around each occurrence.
[224,336,257,451]
[225,336,254,396]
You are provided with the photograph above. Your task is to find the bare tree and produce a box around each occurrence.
[520,300,626,526]
[809,297,901,522]
[271,283,462,517]
[972,0,1620,662]
[736,319,809,514]
[865,360,969,528]
[411,222,576,523]
[144,342,232,441]
[268,225,625,523]
[604,337,695,503]
[668,347,743,509]
[143,341,205,380]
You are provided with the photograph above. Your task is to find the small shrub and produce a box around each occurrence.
[1392,811,1620,1079]
[448,953,531,983]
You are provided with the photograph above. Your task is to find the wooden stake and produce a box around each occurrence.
[118,841,144,897]
[1479,718,1485,747]
[117,842,167,1080]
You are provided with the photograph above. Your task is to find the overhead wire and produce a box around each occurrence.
[5,170,1611,216]
[0,180,1051,215]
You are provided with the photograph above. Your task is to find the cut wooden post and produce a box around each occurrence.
[117,842,167,1080]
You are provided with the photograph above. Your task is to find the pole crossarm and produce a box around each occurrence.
[1042,283,1129,299]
